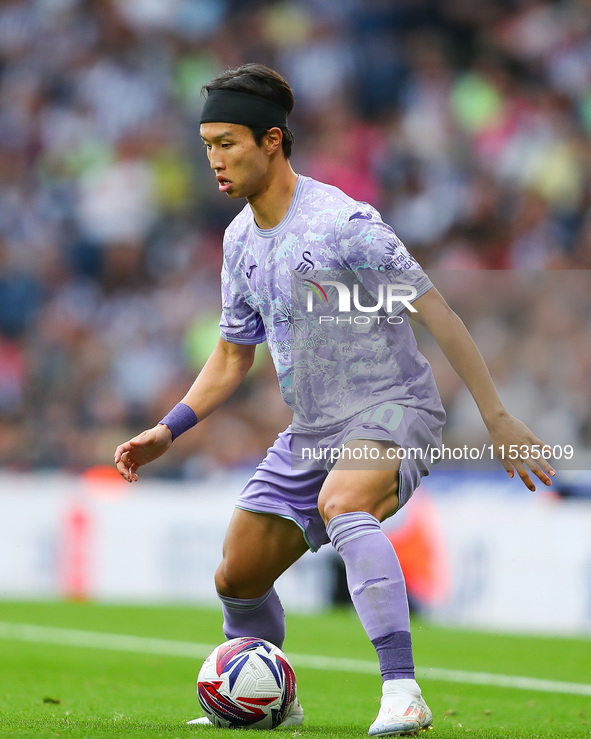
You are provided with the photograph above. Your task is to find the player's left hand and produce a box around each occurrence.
[486,412,556,491]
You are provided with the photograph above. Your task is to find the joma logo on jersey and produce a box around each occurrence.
[304,280,417,313]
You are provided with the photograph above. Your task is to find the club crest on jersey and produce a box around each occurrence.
[295,251,314,272]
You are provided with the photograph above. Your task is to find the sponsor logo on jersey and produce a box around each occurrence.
[276,298,305,334]
[379,240,419,273]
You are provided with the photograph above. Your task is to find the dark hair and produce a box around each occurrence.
[202,63,295,158]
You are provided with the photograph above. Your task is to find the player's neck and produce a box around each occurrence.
[247,161,298,231]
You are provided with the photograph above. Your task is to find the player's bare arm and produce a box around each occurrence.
[114,338,256,482]
[409,286,556,491]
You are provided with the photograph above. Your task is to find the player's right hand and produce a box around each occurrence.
[114,424,173,482]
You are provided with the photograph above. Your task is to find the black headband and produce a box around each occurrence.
[200,89,288,129]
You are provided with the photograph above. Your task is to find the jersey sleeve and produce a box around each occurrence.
[219,253,266,345]
[335,205,433,314]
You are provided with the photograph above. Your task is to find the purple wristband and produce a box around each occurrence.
[158,402,198,442]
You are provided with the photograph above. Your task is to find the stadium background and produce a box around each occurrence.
[0,0,590,635]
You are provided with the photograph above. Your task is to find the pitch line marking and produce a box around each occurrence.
[1,622,590,697]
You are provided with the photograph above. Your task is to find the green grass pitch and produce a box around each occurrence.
[0,601,589,738]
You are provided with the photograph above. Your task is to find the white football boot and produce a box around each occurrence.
[187,697,304,728]
[279,698,305,727]
[368,680,433,737]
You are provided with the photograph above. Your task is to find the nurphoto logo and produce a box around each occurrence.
[303,279,417,325]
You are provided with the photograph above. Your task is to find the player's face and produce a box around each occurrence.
[200,122,271,200]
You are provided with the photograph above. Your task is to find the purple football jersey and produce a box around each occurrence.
[220,175,444,432]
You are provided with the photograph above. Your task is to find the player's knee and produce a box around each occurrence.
[318,479,400,525]
[318,495,378,524]
[318,486,373,524]
[317,490,346,524]
[214,560,265,599]
[214,561,242,598]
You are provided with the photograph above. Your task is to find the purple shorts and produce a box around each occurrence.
[236,402,444,552]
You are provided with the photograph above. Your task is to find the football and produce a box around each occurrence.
[196,636,297,729]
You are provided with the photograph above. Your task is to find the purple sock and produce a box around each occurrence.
[326,511,415,681]
[219,587,285,649]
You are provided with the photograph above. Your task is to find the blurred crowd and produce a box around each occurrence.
[0,0,590,479]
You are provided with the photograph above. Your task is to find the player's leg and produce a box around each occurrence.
[188,508,308,728]
[212,426,328,649]
[318,439,432,736]
[214,507,309,649]
[189,429,323,727]
[319,440,414,680]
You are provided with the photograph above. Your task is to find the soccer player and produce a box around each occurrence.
[114,64,555,736]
